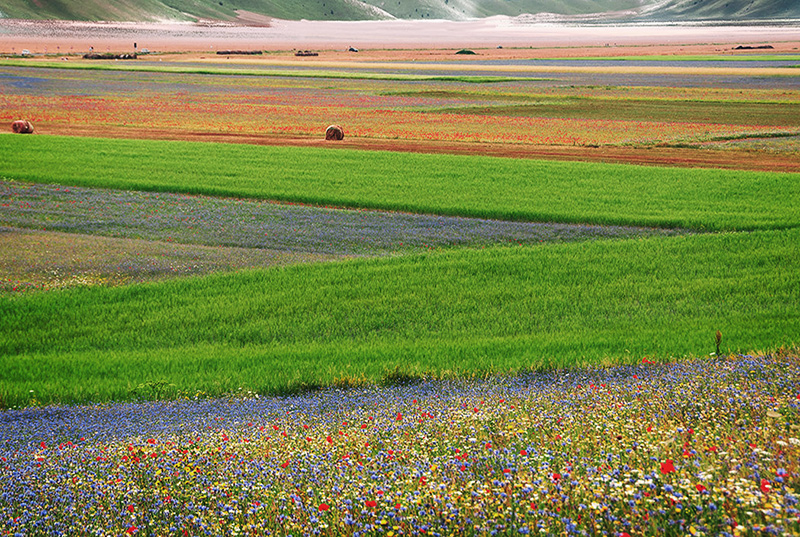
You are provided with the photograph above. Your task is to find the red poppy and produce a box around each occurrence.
[695,484,707,493]
[552,473,561,481]
[396,413,403,421]
[366,500,377,508]
[281,460,290,468]
[126,505,135,513]
[126,527,137,535]
[520,449,528,456]
[761,479,771,494]
[660,459,676,474]
[319,503,330,511]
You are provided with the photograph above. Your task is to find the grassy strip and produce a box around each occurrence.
[4,58,799,78]
[426,99,800,126]
[2,135,800,232]
[1,229,798,407]
[384,89,800,105]
[0,59,527,83]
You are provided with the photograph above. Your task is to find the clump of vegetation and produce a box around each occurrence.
[83,53,137,60]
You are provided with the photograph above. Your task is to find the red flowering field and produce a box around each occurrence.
[1,55,799,171]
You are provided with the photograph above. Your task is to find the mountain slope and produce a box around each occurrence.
[352,0,644,20]
[0,0,797,22]
[639,0,800,21]
[0,0,392,21]
[0,0,191,21]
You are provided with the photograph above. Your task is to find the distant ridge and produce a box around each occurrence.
[637,0,800,22]
[0,0,797,23]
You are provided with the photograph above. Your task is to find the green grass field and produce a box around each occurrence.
[2,228,798,407]
[2,135,799,231]
[1,135,799,407]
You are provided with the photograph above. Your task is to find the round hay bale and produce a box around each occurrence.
[325,124,344,141]
[12,120,34,134]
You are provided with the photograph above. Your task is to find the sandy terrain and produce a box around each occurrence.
[1,17,799,55]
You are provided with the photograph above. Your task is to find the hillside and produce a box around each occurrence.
[0,0,392,22]
[0,0,797,24]
[639,0,800,21]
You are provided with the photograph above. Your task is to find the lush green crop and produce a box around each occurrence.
[2,135,799,231]
[1,228,797,407]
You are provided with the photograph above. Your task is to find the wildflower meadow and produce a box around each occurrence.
[1,354,798,536]
[0,47,798,536]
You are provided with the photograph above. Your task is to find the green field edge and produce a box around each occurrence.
[384,88,800,106]
[2,229,798,408]
[6,343,798,410]
[2,135,800,233]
